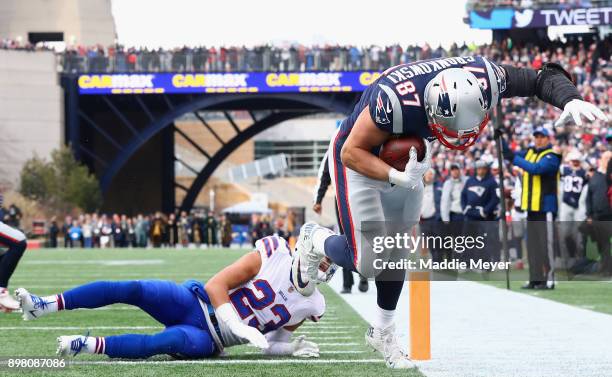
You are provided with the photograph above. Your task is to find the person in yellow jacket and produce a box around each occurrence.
[505,127,561,289]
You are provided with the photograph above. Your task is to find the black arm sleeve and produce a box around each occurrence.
[314,153,331,204]
[501,63,582,109]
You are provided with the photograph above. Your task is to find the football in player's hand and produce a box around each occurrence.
[379,136,426,171]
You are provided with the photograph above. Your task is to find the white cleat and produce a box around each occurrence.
[15,288,54,321]
[290,222,324,297]
[57,334,90,357]
[0,288,20,312]
[365,324,416,369]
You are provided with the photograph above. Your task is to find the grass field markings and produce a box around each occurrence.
[69,359,385,365]
[23,260,166,266]
[299,325,358,328]
[0,326,163,331]
[315,343,359,346]
[296,331,360,335]
[241,350,368,355]
[292,336,356,340]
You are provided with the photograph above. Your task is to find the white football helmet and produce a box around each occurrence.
[424,68,490,150]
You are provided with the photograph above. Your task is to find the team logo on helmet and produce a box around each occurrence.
[435,77,454,118]
[375,90,391,125]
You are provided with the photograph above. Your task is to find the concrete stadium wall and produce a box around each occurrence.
[0,50,62,188]
[0,0,115,46]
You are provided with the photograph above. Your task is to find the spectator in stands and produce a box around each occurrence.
[219,214,233,248]
[6,204,21,229]
[441,163,467,222]
[63,216,72,248]
[585,151,612,275]
[167,213,177,247]
[150,212,165,248]
[559,151,589,264]
[203,211,218,247]
[48,217,59,248]
[421,169,443,261]
[82,214,93,248]
[68,220,83,248]
[461,160,500,264]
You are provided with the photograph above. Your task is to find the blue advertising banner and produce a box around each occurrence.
[469,6,612,29]
[77,71,382,95]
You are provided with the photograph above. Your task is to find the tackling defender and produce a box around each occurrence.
[292,56,607,368]
[16,235,334,359]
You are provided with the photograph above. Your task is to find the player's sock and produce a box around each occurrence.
[372,306,395,329]
[91,337,106,354]
[321,235,355,271]
[78,336,103,354]
[40,294,61,313]
[374,279,404,327]
[58,335,104,356]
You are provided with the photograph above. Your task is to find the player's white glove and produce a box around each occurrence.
[388,141,432,189]
[291,335,320,358]
[554,99,608,127]
[216,303,269,349]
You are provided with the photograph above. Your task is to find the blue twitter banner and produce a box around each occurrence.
[469,6,612,29]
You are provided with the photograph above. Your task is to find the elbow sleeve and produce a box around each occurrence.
[535,63,582,109]
[502,63,582,109]
[501,65,537,98]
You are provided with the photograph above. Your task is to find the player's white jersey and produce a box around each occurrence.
[219,235,326,347]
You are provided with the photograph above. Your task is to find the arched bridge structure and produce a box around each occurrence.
[62,71,379,213]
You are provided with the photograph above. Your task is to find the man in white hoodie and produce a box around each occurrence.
[441,163,467,223]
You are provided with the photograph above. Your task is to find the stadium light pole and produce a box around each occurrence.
[494,102,511,290]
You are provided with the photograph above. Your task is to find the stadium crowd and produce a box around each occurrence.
[40,211,291,250]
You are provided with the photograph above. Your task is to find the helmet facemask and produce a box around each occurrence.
[316,256,338,284]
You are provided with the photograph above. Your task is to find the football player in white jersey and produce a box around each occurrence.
[15,235,333,359]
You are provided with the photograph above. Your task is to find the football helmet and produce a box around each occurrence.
[316,256,338,284]
[424,68,490,150]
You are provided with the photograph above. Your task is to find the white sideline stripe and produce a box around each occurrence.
[0,326,162,330]
[70,359,383,365]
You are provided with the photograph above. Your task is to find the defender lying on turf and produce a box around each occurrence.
[16,235,335,359]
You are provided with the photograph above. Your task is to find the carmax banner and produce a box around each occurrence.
[469,6,612,29]
[77,71,382,95]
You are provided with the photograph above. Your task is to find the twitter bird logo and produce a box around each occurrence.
[514,9,534,28]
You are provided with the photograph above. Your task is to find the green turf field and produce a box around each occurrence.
[0,248,423,377]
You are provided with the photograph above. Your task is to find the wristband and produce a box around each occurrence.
[388,168,403,185]
[216,303,239,324]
